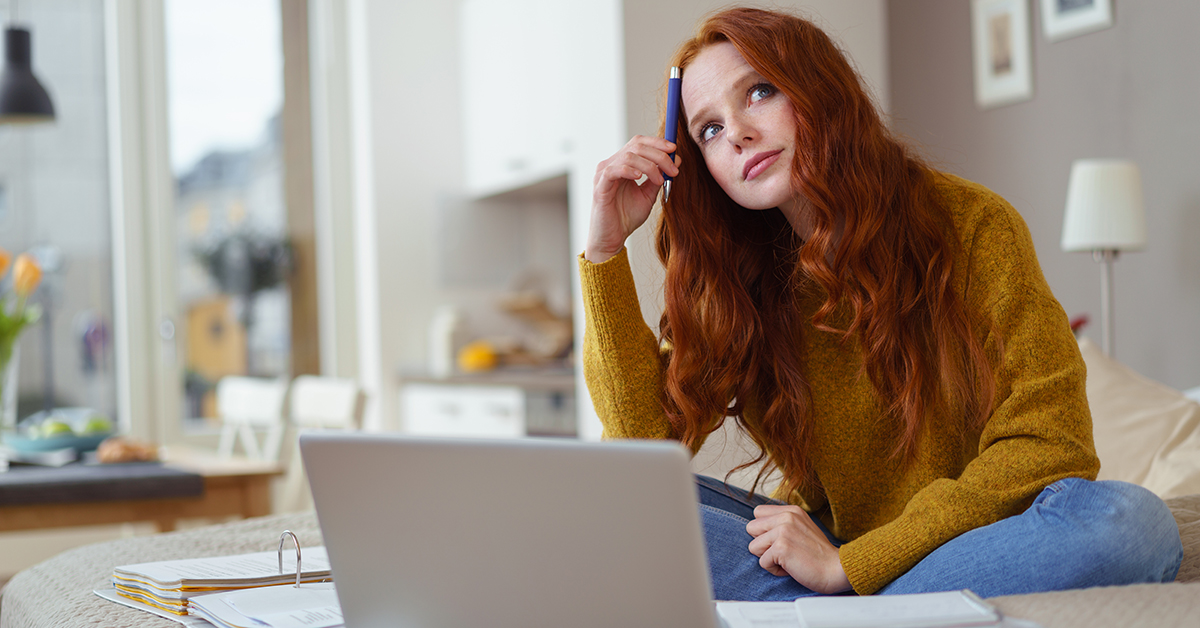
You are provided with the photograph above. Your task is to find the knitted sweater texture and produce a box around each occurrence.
[578,173,1099,595]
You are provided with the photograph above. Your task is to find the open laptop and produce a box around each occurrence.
[300,432,722,628]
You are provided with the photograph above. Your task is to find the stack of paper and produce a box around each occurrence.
[109,547,332,616]
[188,581,342,628]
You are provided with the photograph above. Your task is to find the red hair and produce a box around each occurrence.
[657,8,996,496]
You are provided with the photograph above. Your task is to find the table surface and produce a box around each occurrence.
[0,447,282,533]
[0,463,203,506]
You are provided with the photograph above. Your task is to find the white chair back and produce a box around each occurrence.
[289,375,365,429]
[215,376,289,461]
[279,375,365,512]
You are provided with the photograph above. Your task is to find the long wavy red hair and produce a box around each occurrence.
[657,8,997,496]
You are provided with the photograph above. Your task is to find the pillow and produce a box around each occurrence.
[1080,337,1200,499]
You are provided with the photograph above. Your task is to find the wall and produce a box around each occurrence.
[889,1,1200,390]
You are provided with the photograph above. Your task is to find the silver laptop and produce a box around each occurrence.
[300,432,721,628]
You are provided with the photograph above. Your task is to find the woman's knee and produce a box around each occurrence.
[1053,479,1182,583]
[1085,481,1176,540]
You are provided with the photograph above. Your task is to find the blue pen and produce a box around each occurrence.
[663,66,682,203]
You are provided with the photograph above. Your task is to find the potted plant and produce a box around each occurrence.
[0,249,43,434]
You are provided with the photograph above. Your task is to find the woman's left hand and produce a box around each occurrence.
[746,504,853,594]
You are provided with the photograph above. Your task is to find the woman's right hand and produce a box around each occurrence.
[585,136,680,264]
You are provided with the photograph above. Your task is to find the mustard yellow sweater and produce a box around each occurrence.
[578,173,1099,595]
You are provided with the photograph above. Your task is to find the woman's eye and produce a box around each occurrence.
[699,123,722,143]
[749,83,774,103]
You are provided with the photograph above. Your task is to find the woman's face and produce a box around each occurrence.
[681,42,801,217]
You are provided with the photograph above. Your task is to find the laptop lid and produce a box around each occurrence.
[300,432,720,628]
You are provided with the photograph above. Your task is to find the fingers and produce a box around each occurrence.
[747,506,810,558]
[594,135,679,188]
[752,504,800,517]
[746,504,808,537]
[746,526,792,577]
[585,135,682,264]
[760,558,788,577]
[745,506,850,593]
[623,134,678,173]
[746,506,817,577]
[747,527,773,557]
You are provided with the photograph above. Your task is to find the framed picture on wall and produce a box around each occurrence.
[1040,0,1114,42]
[972,0,1033,110]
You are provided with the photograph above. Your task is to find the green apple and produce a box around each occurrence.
[40,419,75,439]
[81,416,113,435]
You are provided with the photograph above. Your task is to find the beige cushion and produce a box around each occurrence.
[1080,337,1200,499]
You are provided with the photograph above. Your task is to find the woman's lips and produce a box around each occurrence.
[743,150,784,181]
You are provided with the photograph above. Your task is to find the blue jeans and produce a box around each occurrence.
[696,475,1183,600]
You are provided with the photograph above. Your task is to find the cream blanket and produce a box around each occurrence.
[2,494,1198,628]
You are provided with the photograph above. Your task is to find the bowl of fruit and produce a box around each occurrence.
[5,408,115,453]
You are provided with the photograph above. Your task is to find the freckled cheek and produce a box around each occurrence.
[711,159,738,190]
[706,162,745,203]
[704,151,739,188]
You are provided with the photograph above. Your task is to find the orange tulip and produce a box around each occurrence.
[0,248,10,279]
[13,253,42,297]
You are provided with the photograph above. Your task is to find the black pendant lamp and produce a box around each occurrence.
[0,25,55,124]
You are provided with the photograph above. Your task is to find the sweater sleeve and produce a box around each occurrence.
[838,196,1101,594]
[578,249,676,440]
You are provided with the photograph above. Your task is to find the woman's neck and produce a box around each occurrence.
[780,196,843,245]
[780,198,812,241]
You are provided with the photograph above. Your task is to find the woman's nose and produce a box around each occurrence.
[725,115,756,150]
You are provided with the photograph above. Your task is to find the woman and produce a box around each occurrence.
[579,7,1181,600]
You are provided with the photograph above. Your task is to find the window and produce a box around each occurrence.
[164,0,292,426]
[0,0,117,428]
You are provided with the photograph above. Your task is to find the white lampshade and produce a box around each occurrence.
[1061,159,1147,252]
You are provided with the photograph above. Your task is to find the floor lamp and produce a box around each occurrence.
[1060,159,1147,357]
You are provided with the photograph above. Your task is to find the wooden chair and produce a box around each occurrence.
[214,376,290,462]
[278,375,365,512]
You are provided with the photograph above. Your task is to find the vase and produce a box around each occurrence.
[1,345,18,438]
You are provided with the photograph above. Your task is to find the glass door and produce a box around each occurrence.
[162,0,292,433]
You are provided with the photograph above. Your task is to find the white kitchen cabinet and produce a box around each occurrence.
[402,383,525,438]
[399,371,576,439]
[459,0,574,197]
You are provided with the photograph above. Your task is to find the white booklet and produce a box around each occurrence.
[717,601,799,628]
[717,590,1043,628]
[794,590,999,628]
